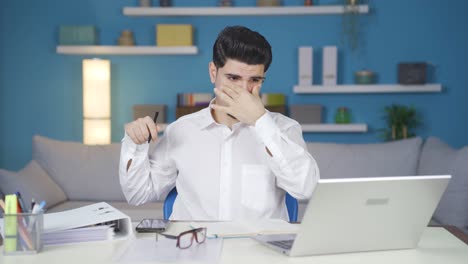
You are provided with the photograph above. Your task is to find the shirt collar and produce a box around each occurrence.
[195,99,217,130]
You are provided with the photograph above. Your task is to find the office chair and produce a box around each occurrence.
[163,187,299,222]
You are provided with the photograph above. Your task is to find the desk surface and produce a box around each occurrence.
[1,224,467,264]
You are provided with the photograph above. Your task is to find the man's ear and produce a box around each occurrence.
[208,62,217,84]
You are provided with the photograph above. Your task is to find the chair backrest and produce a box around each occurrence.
[163,188,178,220]
[285,192,298,222]
[163,187,299,222]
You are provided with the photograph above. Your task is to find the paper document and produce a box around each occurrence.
[115,237,223,263]
[190,219,298,238]
[0,202,132,245]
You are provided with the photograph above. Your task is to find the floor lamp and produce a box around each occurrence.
[82,59,111,145]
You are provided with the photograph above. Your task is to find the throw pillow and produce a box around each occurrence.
[418,137,468,230]
[0,160,67,209]
[32,135,125,201]
[306,137,423,179]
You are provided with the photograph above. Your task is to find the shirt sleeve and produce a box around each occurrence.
[119,129,178,205]
[253,112,320,200]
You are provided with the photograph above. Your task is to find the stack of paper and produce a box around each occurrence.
[42,224,115,245]
[0,202,132,245]
[190,219,299,238]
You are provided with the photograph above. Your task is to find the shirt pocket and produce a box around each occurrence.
[241,164,275,211]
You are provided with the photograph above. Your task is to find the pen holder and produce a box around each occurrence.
[3,212,43,255]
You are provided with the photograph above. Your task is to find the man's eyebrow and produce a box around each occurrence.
[225,73,241,78]
[224,73,265,80]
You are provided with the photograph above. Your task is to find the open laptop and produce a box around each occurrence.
[254,175,451,257]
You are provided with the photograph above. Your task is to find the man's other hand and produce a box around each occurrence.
[124,116,158,144]
[212,84,266,126]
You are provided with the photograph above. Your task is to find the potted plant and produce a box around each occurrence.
[380,104,422,141]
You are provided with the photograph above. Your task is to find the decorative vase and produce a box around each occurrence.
[118,30,135,46]
[355,70,376,84]
[335,107,351,124]
[391,125,408,140]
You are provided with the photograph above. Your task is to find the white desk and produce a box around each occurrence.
[1,224,467,264]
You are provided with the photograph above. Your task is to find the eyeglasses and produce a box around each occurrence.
[158,228,207,249]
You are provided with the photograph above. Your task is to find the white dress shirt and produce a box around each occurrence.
[119,106,319,221]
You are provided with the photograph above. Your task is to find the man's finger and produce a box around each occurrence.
[132,125,145,144]
[220,85,238,99]
[252,85,261,97]
[229,84,243,93]
[214,88,234,104]
[210,103,230,114]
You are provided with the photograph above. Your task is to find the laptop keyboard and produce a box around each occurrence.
[267,240,294,250]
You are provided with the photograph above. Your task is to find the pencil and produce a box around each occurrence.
[147,111,159,143]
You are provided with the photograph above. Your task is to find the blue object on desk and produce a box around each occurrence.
[163,188,299,222]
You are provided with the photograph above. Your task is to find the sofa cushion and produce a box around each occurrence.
[32,135,125,201]
[418,137,468,230]
[307,137,423,179]
[0,160,67,209]
[48,201,163,222]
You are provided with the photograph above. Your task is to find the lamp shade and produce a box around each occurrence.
[82,59,111,145]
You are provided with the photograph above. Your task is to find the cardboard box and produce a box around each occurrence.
[156,24,193,46]
[299,46,313,86]
[133,105,167,123]
[289,105,322,124]
[323,46,337,86]
[266,105,287,115]
[176,106,205,119]
[59,25,98,45]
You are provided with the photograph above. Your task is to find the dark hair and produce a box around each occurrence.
[212,26,272,72]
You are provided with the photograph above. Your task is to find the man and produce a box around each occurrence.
[119,26,319,221]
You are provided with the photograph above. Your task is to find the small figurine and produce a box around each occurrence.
[159,0,172,7]
[218,0,233,6]
[139,0,152,7]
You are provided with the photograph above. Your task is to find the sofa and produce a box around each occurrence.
[1,135,467,234]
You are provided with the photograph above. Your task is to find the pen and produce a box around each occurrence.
[28,200,47,233]
[32,201,47,214]
[0,199,5,212]
[147,111,159,143]
[31,198,36,211]
[16,192,28,212]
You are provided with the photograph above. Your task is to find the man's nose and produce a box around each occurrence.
[241,80,252,93]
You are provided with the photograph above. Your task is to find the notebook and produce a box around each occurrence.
[253,175,451,257]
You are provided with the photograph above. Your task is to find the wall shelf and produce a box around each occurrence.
[293,84,442,94]
[159,123,366,133]
[301,124,367,133]
[56,46,198,55]
[123,5,369,17]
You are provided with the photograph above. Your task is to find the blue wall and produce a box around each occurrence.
[1,0,468,170]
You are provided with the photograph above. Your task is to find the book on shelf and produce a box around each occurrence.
[0,202,132,245]
[177,93,213,107]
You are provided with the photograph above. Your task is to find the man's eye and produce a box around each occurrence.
[228,76,240,81]
[251,78,263,83]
